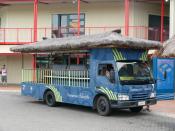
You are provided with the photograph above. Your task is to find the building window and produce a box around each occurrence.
[52,14,85,38]
[148,15,169,41]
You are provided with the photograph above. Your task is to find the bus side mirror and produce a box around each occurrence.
[163,71,167,80]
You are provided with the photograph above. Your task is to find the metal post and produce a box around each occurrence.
[77,0,81,36]
[125,0,129,36]
[34,0,38,42]
[51,70,53,85]
[170,0,175,37]
[33,0,38,81]
[160,0,164,43]
[3,28,5,44]
[17,28,19,43]
[22,69,24,82]
[68,70,71,86]
[77,55,80,65]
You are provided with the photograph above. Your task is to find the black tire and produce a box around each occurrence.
[96,96,111,116]
[130,106,143,113]
[45,91,57,107]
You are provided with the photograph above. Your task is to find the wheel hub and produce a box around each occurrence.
[99,100,106,111]
[47,94,53,104]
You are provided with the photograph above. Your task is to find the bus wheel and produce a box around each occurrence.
[129,106,143,113]
[96,96,111,116]
[45,91,57,107]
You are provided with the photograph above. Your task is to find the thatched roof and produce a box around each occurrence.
[10,31,161,53]
[159,36,175,57]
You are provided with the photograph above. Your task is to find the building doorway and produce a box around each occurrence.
[148,14,169,41]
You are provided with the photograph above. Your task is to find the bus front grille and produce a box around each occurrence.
[132,93,149,100]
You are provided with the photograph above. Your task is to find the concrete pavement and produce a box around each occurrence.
[151,100,175,118]
[0,92,175,131]
[0,85,175,119]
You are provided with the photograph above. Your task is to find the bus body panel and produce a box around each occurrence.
[21,82,95,107]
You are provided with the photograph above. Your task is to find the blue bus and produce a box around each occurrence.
[11,31,161,116]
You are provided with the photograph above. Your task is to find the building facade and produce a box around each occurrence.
[0,0,173,84]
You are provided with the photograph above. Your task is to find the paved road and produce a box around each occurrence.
[0,92,175,131]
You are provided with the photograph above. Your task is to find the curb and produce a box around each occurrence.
[152,111,175,119]
[0,90,20,93]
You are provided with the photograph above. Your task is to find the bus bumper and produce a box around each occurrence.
[110,98,157,109]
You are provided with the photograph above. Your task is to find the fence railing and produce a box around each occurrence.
[0,26,168,44]
[22,69,90,87]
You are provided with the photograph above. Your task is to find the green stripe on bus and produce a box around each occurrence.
[116,49,123,60]
[98,87,117,101]
[112,49,118,61]
[98,88,111,99]
[102,87,113,100]
[113,49,119,60]
[140,51,148,61]
[144,51,148,61]
[49,85,62,102]
[101,87,112,100]
[112,48,126,60]
[120,50,125,60]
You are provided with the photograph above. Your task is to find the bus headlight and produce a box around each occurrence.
[118,94,129,101]
[150,92,156,98]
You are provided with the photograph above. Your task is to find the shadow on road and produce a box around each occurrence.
[27,100,149,117]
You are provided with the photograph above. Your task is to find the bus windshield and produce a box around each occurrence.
[117,61,154,85]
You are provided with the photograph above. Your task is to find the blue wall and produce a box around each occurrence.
[153,58,175,100]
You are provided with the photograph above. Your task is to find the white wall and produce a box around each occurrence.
[0,1,126,41]
[0,54,32,84]
[133,2,169,27]
[0,1,169,41]
[4,2,125,27]
[129,1,169,39]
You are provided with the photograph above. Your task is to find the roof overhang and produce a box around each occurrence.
[10,31,162,53]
